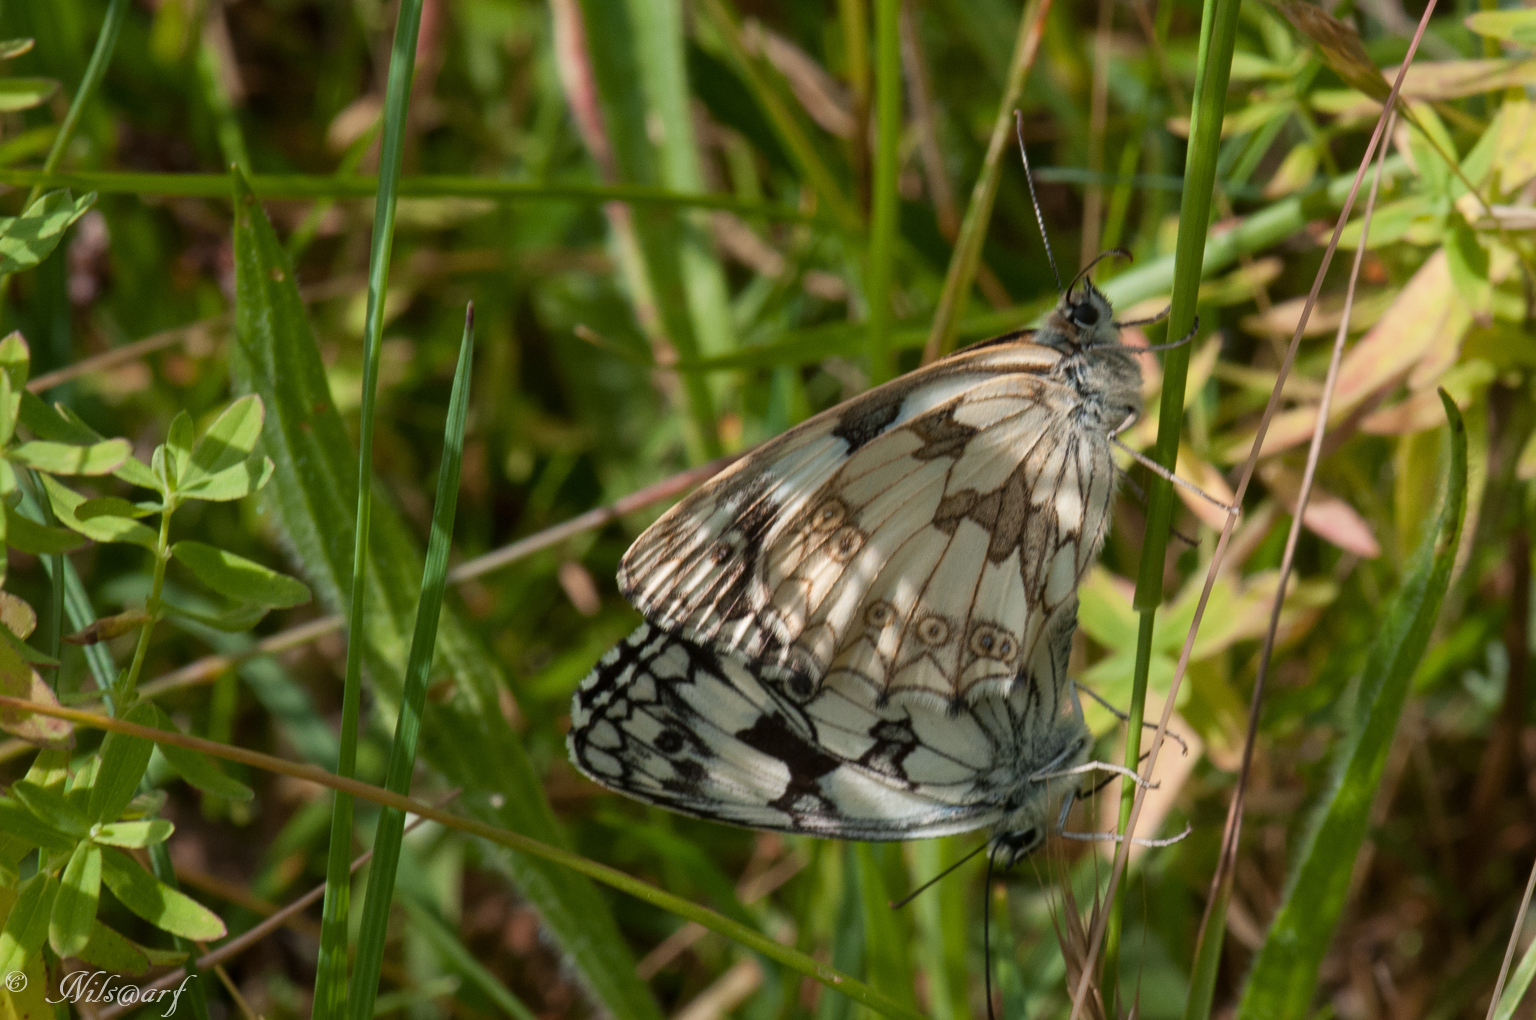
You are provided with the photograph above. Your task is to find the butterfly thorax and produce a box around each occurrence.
[1033,283,1143,438]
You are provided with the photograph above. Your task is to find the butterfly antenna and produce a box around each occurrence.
[1015,109,1063,294]
[889,839,990,909]
[983,844,999,1020]
[1065,247,1132,301]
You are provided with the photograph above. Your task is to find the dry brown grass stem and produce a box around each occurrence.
[1068,5,1439,1015]
[1192,102,1397,968]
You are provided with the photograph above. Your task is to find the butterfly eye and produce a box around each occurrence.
[1071,302,1099,326]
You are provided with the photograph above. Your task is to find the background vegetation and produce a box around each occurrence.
[0,0,1532,1018]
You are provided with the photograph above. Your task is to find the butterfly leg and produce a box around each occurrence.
[1031,758,1157,788]
[1057,821,1193,848]
[1110,435,1241,518]
[1071,681,1190,756]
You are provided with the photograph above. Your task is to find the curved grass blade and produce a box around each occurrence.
[228,173,663,1020]
[0,695,928,1020]
[1236,392,1467,1019]
[347,307,474,1020]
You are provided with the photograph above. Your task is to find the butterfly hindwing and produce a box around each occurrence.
[568,611,1091,841]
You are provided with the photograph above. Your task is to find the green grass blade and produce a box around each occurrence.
[348,308,474,1020]
[865,0,901,384]
[920,0,1051,362]
[628,0,738,365]
[696,0,864,234]
[855,843,915,1011]
[1108,0,1242,1006]
[399,897,538,1020]
[25,0,128,205]
[312,0,426,1010]
[0,169,813,219]
[1236,393,1468,1020]
[1492,927,1536,1020]
[573,0,721,460]
[228,173,663,1020]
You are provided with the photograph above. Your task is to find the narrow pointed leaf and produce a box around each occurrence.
[170,540,311,608]
[0,872,58,974]
[99,847,226,941]
[0,190,94,272]
[49,841,101,958]
[92,820,175,848]
[1238,393,1468,1018]
[8,439,129,475]
[42,473,157,548]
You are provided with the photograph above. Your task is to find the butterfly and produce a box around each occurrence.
[568,262,1175,866]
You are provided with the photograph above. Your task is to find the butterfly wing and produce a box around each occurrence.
[568,606,1090,839]
[569,623,1007,838]
[620,343,1117,701]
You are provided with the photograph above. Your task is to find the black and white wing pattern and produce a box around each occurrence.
[620,343,1126,704]
[568,608,1090,841]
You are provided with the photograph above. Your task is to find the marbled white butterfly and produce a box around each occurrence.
[568,268,1164,866]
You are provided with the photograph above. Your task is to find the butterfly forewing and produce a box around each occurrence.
[619,343,1116,702]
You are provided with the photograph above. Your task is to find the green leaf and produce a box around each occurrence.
[184,394,264,480]
[49,840,100,958]
[0,625,57,668]
[75,920,183,977]
[162,598,268,632]
[0,796,75,853]
[91,820,175,848]
[0,77,58,113]
[0,871,58,974]
[230,166,664,1020]
[87,704,156,825]
[76,495,159,520]
[170,540,310,608]
[1237,392,1468,1019]
[7,439,130,475]
[17,391,95,444]
[11,779,88,837]
[98,847,226,941]
[3,505,86,554]
[0,39,35,60]
[0,189,94,272]
[1466,8,1536,46]
[42,472,157,548]
[178,452,274,502]
[147,704,254,802]
[163,410,195,489]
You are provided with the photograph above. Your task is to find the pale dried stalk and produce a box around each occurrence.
[1193,104,1397,965]
[1067,7,1439,1016]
